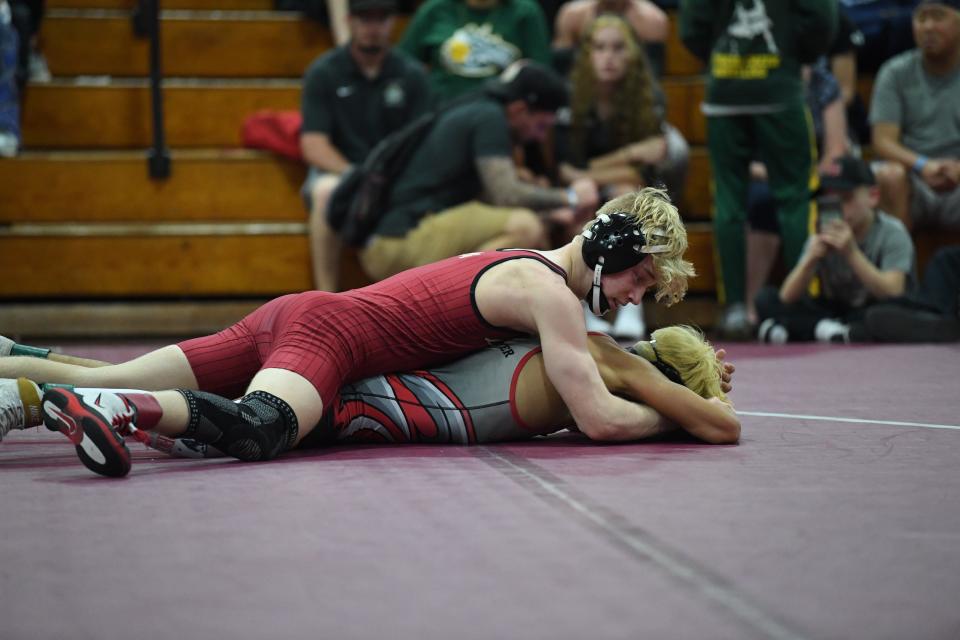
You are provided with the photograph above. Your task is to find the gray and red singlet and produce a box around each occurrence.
[176,250,567,407]
[322,337,558,445]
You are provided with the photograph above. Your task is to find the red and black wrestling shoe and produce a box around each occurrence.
[42,388,134,478]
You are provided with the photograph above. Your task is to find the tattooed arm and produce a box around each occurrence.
[476,156,569,209]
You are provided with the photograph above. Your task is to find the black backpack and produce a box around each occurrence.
[327,110,437,247]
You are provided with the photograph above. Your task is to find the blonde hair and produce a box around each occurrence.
[568,14,661,167]
[592,187,695,305]
[631,325,727,401]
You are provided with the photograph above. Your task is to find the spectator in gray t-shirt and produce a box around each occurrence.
[755,156,916,343]
[870,0,960,231]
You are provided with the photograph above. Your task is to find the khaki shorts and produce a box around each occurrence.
[360,201,516,280]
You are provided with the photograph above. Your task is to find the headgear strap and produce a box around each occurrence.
[626,340,684,386]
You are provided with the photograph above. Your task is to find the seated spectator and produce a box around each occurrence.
[871,0,960,232]
[552,14,687,340]
[865,245,960,342]
[552,0,668,76]
[398,0,552,103]
[755,156,916,344]
[354,61,599,281]
[744,62,850,327]
[555,14,688,203]
[299,0,431,290]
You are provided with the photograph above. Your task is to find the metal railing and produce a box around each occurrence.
[133,0,170,179]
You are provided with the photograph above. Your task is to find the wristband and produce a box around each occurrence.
[912,155,929,174]
[566,186,579,208]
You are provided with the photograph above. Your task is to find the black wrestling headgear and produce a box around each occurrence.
[580,211,670,315]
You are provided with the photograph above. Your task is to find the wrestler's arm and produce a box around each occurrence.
[588,335,740,444]
[519,275,676,441]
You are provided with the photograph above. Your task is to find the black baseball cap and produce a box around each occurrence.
[349,0,396,14]
[485,61,569,112]
[818,155,876,193]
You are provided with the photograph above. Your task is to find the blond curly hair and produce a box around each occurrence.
[631,325,727,401]
[591,187,695,305]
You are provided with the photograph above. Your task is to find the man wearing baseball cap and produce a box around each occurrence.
[755,155,917,343]
[300,0,432,290]
[357,60,600,282]
[871,0,960,231]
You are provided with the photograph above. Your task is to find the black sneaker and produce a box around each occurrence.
[866,304,960,343]
[42,388,133,478]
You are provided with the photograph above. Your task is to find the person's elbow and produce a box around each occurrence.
[700,415,741,445]
[578,419,624,442]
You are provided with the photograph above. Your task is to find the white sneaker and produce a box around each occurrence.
[0,378,41,441]
[0,132,18,158]
[814,318,851,344]
[611,303,646,341]
[757,318,789,344]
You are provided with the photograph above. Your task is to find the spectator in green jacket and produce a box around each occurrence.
[679,0,837,340]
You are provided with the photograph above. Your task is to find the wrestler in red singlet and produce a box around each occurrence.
[177,250,567,407]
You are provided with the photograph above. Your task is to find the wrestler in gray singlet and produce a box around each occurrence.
[325,338,556,444]
[150,338,558,457]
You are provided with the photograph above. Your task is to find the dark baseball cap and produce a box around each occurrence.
[349,0,396,14]
[485,61,569,112]
[818,155,876,193]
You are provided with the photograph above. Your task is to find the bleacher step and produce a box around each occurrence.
[1,150,306,222]
[0,224,718,298]
[22,79,301,148]
[50,0,274,9]
[22,77,708,150]
[42,10,410,78]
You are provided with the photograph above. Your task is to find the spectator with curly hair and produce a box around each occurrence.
[554,14,689,339]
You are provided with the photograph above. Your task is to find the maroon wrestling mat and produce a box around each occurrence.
[2,342,959,640]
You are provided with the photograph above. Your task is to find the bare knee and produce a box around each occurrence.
[310,174,341,218]
[874,161,909,198]
[504,209,547,249]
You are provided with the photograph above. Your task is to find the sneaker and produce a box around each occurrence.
[611,303,646,341]
[757,318,789,344]
[0,379,25,441]
[716,303,754,341]
[0,132,17,158]
[42,388,133,477]
[0,378,41,441]
[814,318,851,344]
[865,304,960,343]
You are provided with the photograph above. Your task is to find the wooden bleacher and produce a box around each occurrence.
[0,6,954,338]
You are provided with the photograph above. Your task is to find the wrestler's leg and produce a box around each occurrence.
[244,368,324,447]
[0,345,198,391]
[0,335,109,367]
